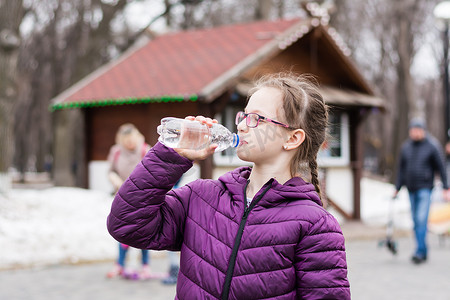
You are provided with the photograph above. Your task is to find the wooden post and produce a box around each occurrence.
[320,168,353,220]
[197,91,234,179]
[198,100,214,179]
[349,109,365,220]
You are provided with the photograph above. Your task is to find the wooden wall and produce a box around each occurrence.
[243,29,367,93]
[85,101,199,161]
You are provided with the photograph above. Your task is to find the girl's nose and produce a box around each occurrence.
[236,119,248,132]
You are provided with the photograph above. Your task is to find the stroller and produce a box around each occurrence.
[378,195,398,255]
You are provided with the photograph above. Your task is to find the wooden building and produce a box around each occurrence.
[51,17,384,220]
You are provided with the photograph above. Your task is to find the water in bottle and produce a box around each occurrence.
[157,117,239,152]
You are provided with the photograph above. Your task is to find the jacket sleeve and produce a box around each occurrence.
[107,142,194,251]
[295,213,351,300]
[431,144,449,189]
[395,145,406,191]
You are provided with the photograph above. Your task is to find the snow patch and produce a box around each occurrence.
[0,187,116,270]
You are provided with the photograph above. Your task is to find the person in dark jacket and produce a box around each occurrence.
[445,141,450,182]
[107,73,350,299]
[394,118,450,264]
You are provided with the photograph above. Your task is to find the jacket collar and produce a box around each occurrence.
[219,166,322,207]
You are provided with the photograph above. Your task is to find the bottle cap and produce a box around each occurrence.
[232,134,239,147]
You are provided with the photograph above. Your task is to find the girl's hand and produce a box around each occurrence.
[174,116,218,161]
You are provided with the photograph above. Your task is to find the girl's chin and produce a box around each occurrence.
[236,148,255,163]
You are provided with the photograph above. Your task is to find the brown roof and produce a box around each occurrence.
[51,18,304,110]
[320,86,384,109]
[236,82,385,109]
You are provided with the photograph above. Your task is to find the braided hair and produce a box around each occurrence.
[252,72,328,200]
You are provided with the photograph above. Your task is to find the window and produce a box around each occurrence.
[318,111,350,166]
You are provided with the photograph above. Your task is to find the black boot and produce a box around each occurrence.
[411,254,427,264]
[162,265,179,285]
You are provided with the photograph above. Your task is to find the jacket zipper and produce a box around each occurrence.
[221,179,273,300]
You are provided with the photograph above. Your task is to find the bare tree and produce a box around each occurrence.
[52,0,130,186]
[12,0,219,186]
[330,0,440,181]
[255,0,273,20]
[0,0,24,191]
[12,0,384,187]
[13,0,133,186]
[389,0,439,180]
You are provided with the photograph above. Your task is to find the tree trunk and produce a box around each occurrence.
[46,0,127,186]
[255,0,273,20]
[0,0,24,193]
[53,110,82,187]
[391,6,415,183]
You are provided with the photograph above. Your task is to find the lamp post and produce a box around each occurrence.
[434,1,450,141]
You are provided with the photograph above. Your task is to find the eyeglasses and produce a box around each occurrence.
[235,111,291,129]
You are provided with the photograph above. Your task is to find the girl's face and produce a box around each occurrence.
[236,87,290,163]
[122,135,138,151]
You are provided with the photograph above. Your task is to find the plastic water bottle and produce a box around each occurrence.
[157,117,239,152]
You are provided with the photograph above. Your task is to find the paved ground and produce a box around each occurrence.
[346,234,450,300]
[1,226,449,300]
[0,255,177,300]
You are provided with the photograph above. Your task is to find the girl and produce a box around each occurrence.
[106,124,152,279]
[107,73,350,299]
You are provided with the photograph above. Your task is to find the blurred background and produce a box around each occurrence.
[1,0,448,189]
[1,1,450,299]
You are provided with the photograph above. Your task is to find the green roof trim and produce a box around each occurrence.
[50,94,199,111]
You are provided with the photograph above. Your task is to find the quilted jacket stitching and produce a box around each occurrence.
[298,266,348,272]
[306,231,345,237]
[190,186,240,226]
[178,268,218,298]
[185,214,232,250]
[300,285,351,289]
[253,289,295,300]
[233,265,293,278]
[182,239,227,275]
[138,161,165,189]
[116,180,140,209]
[246,218,315,226]
[301,249,346,254]
[107,143,350,299]
[241,242,297,251]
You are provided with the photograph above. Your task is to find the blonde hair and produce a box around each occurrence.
[251,72,328,199]
[115,123,144,146]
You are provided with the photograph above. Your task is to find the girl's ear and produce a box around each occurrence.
[284,129,306,150]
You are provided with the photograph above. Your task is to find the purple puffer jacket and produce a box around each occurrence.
[107,143,350,299]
